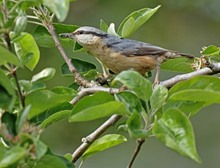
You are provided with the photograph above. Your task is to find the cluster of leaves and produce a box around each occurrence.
[1,0,220,167]
[0,1,76,167]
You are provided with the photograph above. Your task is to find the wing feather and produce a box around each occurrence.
[107,37,168,56]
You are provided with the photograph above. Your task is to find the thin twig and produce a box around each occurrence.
[46,24,92,87]
[36,7,93,88]
[1,0,25,108]
[12,70,25,107]
[27,20,44,26]
[72,114,122,162]
[160,62,220,88]
[70,86,119,105]
[8,0,22,14]
[27,15,40,20]
[2,0,8,23]
[4,32,25,108]
[127,139,145,168]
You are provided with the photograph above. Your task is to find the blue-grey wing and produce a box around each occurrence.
[107,37,168,56]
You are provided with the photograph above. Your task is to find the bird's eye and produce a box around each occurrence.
[78,30,84,35]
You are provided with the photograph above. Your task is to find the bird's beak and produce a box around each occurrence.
[59,32,75,39]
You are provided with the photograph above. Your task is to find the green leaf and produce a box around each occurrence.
[31,68,56,82]
[0,70,15,110]
[83,69,99,81]
[164,100,205,116]
[170,89,220,104]
[69,92,127,122]
[14,15,27,35]
[201,45,220,56]
[153,108,201,163]
[19,133,48,160]
[168,75,220,104]
[19,80,46,93]
[51,86,76,95]
[34,139,48,160]
[167,75,220,115]
[13,33,40,71]
[1,112,17,136]
[16,105,31,133]
[20,0,40,10]
[115,91,142,114]
[161,57,194,73]
[150,85,168,111]
[118,6,161,37]
[0,143,6,160]
[30,102,73,126]
[73,42,84,52]
[0,146,26,167]
[34,154,74,168]
[99,19,109,32]
[127,112,148,139]
[107,23,119,36]
[113,70,152,102]
[64,153,72,162]
[71,92,113,113]
[33,23,79,48]
[82,134,127,160]
[31,81,47,92]
[0,70,14,95]
[61,58,96,76]
[43,0,70,22]
[169,75,220,94]
[120,17,135,38]
[164,76,220,116]
[26,90,73,119]
[40,110,71,128]
[0,45,20,66]
[70,101,126,122]
[0,86,14,110]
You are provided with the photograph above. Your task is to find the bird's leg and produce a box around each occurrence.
[154,56,166,85]
[153,63,161,85]
[95,58,111,85]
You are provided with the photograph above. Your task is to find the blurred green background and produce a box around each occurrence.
[22,0,220,167]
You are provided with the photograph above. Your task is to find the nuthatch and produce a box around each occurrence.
[60,26,194,82]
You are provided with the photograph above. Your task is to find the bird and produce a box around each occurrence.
[60,26,194,83]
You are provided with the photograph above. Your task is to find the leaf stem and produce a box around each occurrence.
[8,0,23,14]
[27,20,44,26]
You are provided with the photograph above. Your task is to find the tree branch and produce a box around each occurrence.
[36,7,93,88]
[72,114,122,162]
[160,62,220,88]
[70,63,220,163]
[70,86,119,105]
[127,139,145,168]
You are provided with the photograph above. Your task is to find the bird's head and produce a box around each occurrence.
[60,26,107,46]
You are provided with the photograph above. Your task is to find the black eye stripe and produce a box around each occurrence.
[79,31,84,34]
[75,30,107,37]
